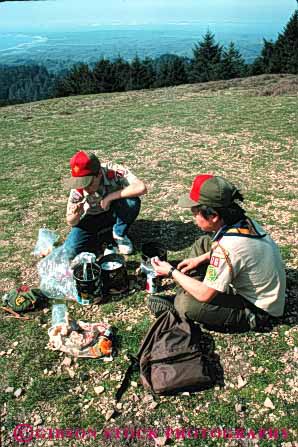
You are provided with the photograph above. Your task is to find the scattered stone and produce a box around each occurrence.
[264,384,274,394]
[33,415,43,426]
[264,397,275,409]
[143,394,154,403]
[79,372,90,381]
[149,401,159,410]
[235,403,244,413]
[61,357,72,367]
[105,410,115,421]
[237,375,247,389]
[154,436,168,446]
[0,351,6,356]
[116,403,123,410]
[94,386,105,395]
[14,388,23,398]
[131,381,138,388]
[6,349,13,355]
[5,387,14,393]
[66,368,75,379]
[43,369,48,375]
[12,341,19,347]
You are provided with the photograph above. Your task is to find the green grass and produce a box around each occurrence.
[0,74,297,446]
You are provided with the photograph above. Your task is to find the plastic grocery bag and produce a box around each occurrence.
[37,246,77,300]
[33,228,59,257]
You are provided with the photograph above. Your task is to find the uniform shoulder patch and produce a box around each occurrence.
[210,255,220,267]
[205,265,218,281]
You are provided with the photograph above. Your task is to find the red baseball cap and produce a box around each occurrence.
[178,174,240,208]
[67,151,101,189]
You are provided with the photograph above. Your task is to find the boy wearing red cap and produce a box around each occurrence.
[64,151,147,258]
[151,175,286,331]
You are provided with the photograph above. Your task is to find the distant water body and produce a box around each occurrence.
[0,23,284,69]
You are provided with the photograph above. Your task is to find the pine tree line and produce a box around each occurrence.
[1,7,297,105]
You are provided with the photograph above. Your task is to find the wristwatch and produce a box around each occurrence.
[168,266,176,278]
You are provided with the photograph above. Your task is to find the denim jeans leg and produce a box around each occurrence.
[63,226,98,260]
[111,197,141,237]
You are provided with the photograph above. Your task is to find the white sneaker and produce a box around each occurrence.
[113,232,133,255]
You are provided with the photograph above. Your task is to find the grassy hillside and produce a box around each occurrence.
[0,74,297,446]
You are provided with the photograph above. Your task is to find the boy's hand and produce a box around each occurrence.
[71,201,85,216]
[177,257,201,274]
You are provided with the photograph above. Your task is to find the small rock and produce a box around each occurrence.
[33,415,43,426]
[116,403,123,410]
[12,342,19,347]
[237,375,247,389]
[182,392,190,396]
[94,386,105,395]
[43,369,48,375]
[264,397,275,409]
[264,384,274,394]
[149,401,159,410]
[143,394,154,403]
[66,368,75,379]
[62,357,72,367]
[235,403,243,413]
[14,388,23,398]
[6,349,13,355]
[131,381,138,388]
[79,372,90,381]
[105,410,115,421]
[154,436,168,446]
[0,351,6,356]
[5,387,14,393]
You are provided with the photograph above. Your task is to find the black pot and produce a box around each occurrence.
[98,254,129,295]
[73,262,102,304]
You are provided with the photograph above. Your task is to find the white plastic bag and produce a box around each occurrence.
[33,228,59,257]
[37,246,77,300]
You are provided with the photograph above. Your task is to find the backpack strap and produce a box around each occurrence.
[115,354,139,402]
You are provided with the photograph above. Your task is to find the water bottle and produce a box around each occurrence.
[51,299,68,327]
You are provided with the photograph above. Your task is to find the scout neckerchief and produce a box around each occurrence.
[211,218,266,280]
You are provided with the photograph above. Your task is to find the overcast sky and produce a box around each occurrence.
[0,0,296,30]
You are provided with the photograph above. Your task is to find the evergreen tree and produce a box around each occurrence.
[55,63,95,97]
[251,6,298,75]
[128,55,155,90]
[190,31,222,82]
[111,56,130,91]
[274,9,298,73]
[92,58,114,93]
[250,39,275,75]
[155,54,188,87]
[221,42,248,79]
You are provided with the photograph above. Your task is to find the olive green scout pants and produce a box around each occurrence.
[174,236,266,331]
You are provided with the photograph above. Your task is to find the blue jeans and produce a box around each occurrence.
[64,197,141,259]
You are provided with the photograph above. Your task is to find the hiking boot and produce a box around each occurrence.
[147,295,176,318]
[112,232,133,255]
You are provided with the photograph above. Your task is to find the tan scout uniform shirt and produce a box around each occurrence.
[203,220,286,317]
[67,162,137,220]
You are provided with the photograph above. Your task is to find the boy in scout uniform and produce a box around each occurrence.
[64,150,147,258]
[151,174,286,331]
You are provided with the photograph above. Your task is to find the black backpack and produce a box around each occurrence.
[116,311,213,400]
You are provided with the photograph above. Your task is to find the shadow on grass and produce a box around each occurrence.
[130,219,203,252]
